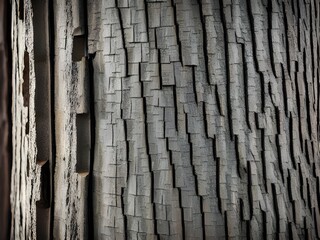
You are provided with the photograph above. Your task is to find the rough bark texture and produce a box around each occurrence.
[0,0,10,239]
[11,0,43,238]
[10,0,320,239]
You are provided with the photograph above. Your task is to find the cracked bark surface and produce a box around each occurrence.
[10,0,320,239]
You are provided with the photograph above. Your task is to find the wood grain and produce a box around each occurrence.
[10,0,320,239]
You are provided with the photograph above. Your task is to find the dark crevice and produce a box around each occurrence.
[32,0,52,238]
[215,85,223,116]
[72,35,86,62]
[317,177,320,216]
[314,207,320,238]
[140,63,159,239]
[178,189,186,239]
[298,163,305,204]
[152,196,158,238]
[186,121,199,196]
[261,209,267,240]
[294,66,304,153]
[121,188,127,239]
[305,140,310,165]
[33,0,52,166]
[216,157,222,213]
[48,0,55,237]
[304,217,309,239]
[259,73,266,113]
[288,222,293,239]
[311,141,315,165]
[202,102,209,138]
[192,66,198,104]
[246,0,265,113]
[197,0,211,86]
[307,179,312,212]
[22,51,29,108]
[168,150,176,188]
[246,220,250,240]
[240,198,245,220]
[4,0,12,236]
[36,162,51,239]
[116,0,128,77]
[158,50,163,89]
[171,0,183,64]
[254,112,259,129]
[234,135,241,178]
[83,0,95,237]
[267,0,277,77]
[76,114,90,175]
[293,200,297,224]
[247,161,253,219]
[261,129,268,192]
[173,85,178,131]
[268,81,275,106]
[143,0,149,42]
[123,119,130,181]
[289,113,297,169]
[19,0,24,19]
[37,163,51,209]
[219,0,234,140]
[275,107,280,134]
[17,5,28,161]
[212,137,217,161]
[87,53,96,239]
[224,211,229,239]
[281,64,288,117]
[287,170,293,202]
[288,171,297,224]
[276,134,284,183]
[199,196,206,240]
[271,184,280,240]
[291,0,296,17]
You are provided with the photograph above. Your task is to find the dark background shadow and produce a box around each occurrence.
[0,0,11,239]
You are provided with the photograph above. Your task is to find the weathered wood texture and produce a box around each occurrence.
[10,0,44,238]
[10,0,320,239]
[0,0,10,239]
[88,0,320,239]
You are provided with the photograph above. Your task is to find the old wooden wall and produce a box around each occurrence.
[10,0,320,239]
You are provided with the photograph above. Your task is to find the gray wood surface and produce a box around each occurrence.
[10,0,320,239]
